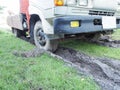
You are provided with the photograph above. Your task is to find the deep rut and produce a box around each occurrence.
[55,47,120,90]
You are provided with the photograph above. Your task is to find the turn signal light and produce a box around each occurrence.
[54,0,64,6]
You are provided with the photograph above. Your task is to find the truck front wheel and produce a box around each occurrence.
[34,21,58,52]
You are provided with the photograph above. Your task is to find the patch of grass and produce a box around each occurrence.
[61,32,120,59]
[112,29,120,40]
[0,30,100,90]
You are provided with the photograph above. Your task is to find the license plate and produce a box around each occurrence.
[70,21,79,28]
[102,16,116,29]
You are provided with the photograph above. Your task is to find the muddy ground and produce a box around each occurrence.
[7,30,119,90]
[14,44,120,90]
[55,47,120,90]
[13,35,120,90]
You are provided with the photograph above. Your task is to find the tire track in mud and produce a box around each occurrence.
[54,47,120,90]
[90,39,120,48]
[18,36,120,90]
[87,35,120,48]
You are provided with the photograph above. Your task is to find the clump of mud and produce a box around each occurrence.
[13,48,45,58]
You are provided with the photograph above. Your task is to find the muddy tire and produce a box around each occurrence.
[34,21,58,52]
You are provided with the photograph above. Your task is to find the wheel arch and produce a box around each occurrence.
[29,6,54,34]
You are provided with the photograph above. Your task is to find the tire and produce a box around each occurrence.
[34,21,58,52]
[12,28,26,37]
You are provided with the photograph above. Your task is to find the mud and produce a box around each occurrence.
[55,47,120,90]
[88,35,120,48]
[13,48,44,58]
[90,39,120,48]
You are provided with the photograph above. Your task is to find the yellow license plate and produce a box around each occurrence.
[70,21,79,27]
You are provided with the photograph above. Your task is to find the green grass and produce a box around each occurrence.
[0,30,100,90]
[112,29,120,40]
[61,30,120,59]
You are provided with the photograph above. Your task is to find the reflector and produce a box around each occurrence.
[54,0,64,6]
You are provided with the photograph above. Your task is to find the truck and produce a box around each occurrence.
[7,0,120,52]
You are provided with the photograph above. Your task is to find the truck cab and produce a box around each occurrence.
[7,0,120,52]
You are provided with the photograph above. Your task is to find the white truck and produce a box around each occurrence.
[7,0,120,52]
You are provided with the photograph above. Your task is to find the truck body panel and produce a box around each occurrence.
[29,0,54,10]
[7,15,23,30]
[93,0,118,10]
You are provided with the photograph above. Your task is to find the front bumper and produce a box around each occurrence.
[54,15,120,34]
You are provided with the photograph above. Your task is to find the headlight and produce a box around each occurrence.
[79,0,88,6]
[67,0,77,5]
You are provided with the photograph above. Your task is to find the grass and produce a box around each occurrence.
[112,29,120,40]
[61,30,120,60]
[0,30,100,90]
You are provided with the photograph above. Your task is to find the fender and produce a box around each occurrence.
[29,5,54,34]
